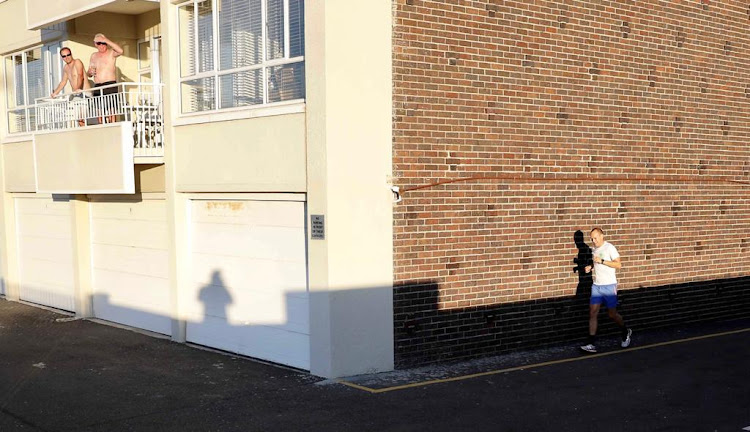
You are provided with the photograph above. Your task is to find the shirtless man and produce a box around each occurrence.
[51,47,90,126]
[87,33,123,123]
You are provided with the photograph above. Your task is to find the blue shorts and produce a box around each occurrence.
[590,283,618,308]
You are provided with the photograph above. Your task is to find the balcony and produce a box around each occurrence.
[6,83,164,194]
[34,82,164,159]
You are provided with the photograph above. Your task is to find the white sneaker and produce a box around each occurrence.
[621,328,633,348]
[579,344,597,353]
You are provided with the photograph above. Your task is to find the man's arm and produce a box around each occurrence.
[600,257,622,269]
[51,71,69,98]
[102,36,124,57]
[87,53,96,77]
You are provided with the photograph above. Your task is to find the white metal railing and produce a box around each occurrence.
[34,83,164,157]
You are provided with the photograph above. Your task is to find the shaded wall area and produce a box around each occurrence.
[395,276,750,367]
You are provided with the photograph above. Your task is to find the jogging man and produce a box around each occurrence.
[579,227,632,353]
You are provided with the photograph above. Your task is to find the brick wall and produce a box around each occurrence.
[392,0,750,367]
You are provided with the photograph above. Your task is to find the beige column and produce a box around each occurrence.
[160,0,187,342]
[71,194,93,317]
[0,163,20,301]
[305,0,394,378]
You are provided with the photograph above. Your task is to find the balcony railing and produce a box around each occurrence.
[33,83,164,157]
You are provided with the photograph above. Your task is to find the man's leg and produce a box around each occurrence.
[607,307,625,327]
[105,85,118,123]
[580,302,601,352]
[589,303,601,338]
[93,87,103,124]
[607,306,632,347]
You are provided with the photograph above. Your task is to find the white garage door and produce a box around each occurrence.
[186,199,309,370]
[91,197,171,335]
[15,196,75,311]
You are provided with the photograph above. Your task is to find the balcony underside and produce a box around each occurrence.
[26,0,160,30]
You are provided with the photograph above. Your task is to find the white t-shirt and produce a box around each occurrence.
[592,241,620,285]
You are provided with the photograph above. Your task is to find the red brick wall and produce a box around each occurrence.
[392,0,750,366]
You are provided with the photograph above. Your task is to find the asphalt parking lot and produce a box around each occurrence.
[1,298,748,432]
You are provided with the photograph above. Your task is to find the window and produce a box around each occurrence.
[3,43,62,134]
[177,0,305,114]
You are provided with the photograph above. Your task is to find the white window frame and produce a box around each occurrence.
[137,38,152,83]
[3,43,62,134]
[176,0,305,116]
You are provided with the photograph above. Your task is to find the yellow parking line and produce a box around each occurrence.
[338,327,750,394]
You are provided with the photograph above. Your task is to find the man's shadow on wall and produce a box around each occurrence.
[198,271,232,323]
[573,230,593,297]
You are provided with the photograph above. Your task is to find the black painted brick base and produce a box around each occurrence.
[393,277,750,368]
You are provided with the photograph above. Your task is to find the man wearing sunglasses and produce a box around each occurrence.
[51,47,90,126]
[87,33,123,123]
[51,47,88,98]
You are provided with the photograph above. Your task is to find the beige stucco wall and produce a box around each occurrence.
[34,123,134,193]
[0,0,41,54]
[135,164,165,193]
[71,12,139,84]
[173,114,307,192]
[74,11,137,39]
[306,0,394,377]
[137,9,160,39]
[26,0,116,29]
[2,141,36,192]
[1,0,394,378]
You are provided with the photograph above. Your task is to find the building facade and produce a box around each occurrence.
[0,0,748,377]
[0,0,394,378]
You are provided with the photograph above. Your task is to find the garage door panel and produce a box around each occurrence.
[19,237,75,263]
[191,225,305,261]
[17,214,72,239]
[187,199,309,370]
[191,201,304,227]
[91,200,171,335]
[16,197,72,216]
[90,200,167,221]
[93,281,172,336]
[92,219,168,249]
[94,270,170,313]
[18,259,75,287]
[18,283,74,310]
[186,315,309,370]
[15,197,76,312]
[186,269,306,322]
[191,254,307,297]
[92,244,169,279]
[192,287,308,333]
